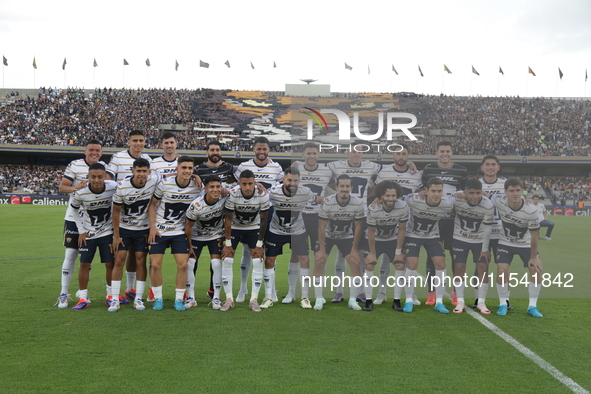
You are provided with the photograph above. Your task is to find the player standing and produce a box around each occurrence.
[150,132,180,180]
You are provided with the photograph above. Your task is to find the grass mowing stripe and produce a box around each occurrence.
[0,257,62,261]
[464,307,590,394]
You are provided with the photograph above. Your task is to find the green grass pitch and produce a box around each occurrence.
[0,205,590,393]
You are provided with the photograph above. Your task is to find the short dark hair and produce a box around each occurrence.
[86,139,102,147]
[254,136,270,147]
[239,169,255,179]
[375,180,402,200]
[504,178,523,191]
[129,130,144,138]
[88,163,106,172]
[177,156,194,165]
[336,174,351,186]
[302,142,319,151]
[465,179,482,191]
[437,140,452,149]
[133,158,151,169]
[160,132,175,141]
[204,175,221,186]
[284,167,300,177]
[427,177,443,189]
[532,195,540,200]
[481,155,500,165]
[207,140,222,150]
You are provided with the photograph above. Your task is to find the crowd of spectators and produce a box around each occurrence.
[1,89,590,157]
[0,165,63,195]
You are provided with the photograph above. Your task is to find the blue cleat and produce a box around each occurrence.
[153,298,164,311]
[174,299,185,312]
[497,304,508,316]
[124,289,136,300]
[72,299,89,311]
[434,302,450,314]
[527,306,543,318]
[403,301,414,313]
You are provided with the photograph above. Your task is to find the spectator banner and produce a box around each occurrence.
[0,194,69,205]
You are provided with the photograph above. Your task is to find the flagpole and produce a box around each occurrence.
[442,72,445,95]
[497,73,500,96]
[470,73,473,96]
[93,67,96,89]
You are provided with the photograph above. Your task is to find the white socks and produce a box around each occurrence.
[126,271,136,292]
[186,257,196,299]
[240,246,252,294]
[314,277,323,299]
[334,250,345,294]
[136,281,146,301]
[211,258,222,300]
[394,269,405,300]
[528,282,541,307]
[287,261,300,298]
[264,268,275,299]
[364,271,374,299]
[60,248,78,294]
[435,270,446,304]
[251,258,263,301]
[222,257,234,299]
[300,268,311,299]
[405,269,419,303]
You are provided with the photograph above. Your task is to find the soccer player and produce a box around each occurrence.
[148,156,202,312]
[370,143,422,305]
[327,146,381,303]
[185,175,226,310]
[106,130,152,301]
[421,141,468,305]
[532,196,554,240]
[234,137,284,303]
[109,158,158,311]
[220,170,270,312]
[450,179,495,314]
[314,174,365,311]
[151,132,180,180]
[492,178,544,318]
[364,180,409,311]
[403,178,454,314]
[55,140,106,308]
[69,163,117,310]
[263,167,318,309]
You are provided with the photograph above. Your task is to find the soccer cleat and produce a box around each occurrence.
[331,292,344,303]
[220,298,234,312]
[108,299,120,312]
[72,299,89,311]
[477,303,491,315]
[147,288,156,302]
[471,299,479,309]
[425,292,436,305]
[544,236,552,241]
[118,294,130,305]
[434,302,450,314]
[356,292,367,303]
[348,300,362,311]
[300,298,312,309]
[134,299,146,310]
[174,299,185,312]
[236,290,248,303]
[249,299,262,312]
[184,297,197,309]
[497,304,508,316]
[451,291,458,306]
[153,298,164,311]
[527,306,544,318]
[313,298,324,310]
[124,289,136,300]
[211,298,222,310]
[282,295,294,304]
[260,298,273,309]
[412,294,421,306]
[402,301,413,313]
[55,293,71,309]
[373,293,386,305]
[362,300,373,311]
[453,302,465,314]
[392,299,403,312]
[506,300,514,311]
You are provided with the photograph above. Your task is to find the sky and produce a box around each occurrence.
[1,0,591,97]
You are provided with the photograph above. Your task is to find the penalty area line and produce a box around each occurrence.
[464,307,589,394]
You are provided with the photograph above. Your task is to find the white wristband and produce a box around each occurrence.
[225,239,232,247]
[256,240,264,248]
[395,248,402,255]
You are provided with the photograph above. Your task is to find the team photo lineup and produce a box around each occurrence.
[57,130,549,318]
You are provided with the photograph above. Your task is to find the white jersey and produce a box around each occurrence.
[492,195,540,248]
[62,158,107,221]
[328,160,381,203]
[405,194,454,240]
[318,195,365,240]
[366,200,409,241]
[70,181,117,239]
[235,159,284,190]
[225,186,271,230]
[186,195,226,241]
[480,176,507,240]
[106,150,152,181]
[293,161,332,214]
[452,196,495,243]
[112,174,159,231]
[268,185,315,236]
[150,156,178,180]
[376,165,422,196]
[153,176,203,236]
